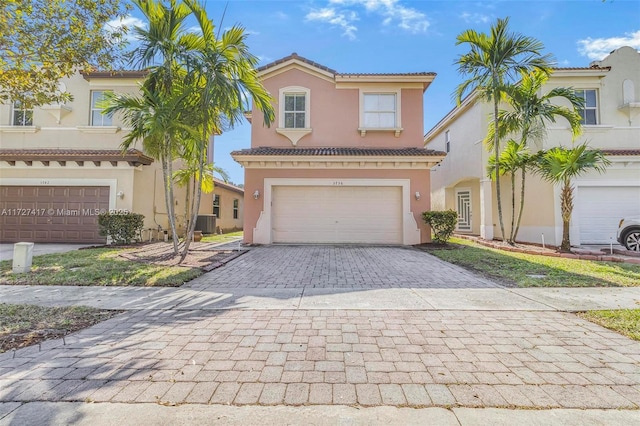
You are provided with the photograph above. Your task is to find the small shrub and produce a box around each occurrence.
[98,212,144,245]
[422,210,458,243]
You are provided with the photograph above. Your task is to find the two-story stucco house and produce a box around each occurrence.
[0,71,215,243]
[424,46,640,247]
[232,53,445,245]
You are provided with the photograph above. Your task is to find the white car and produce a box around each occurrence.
[617,217,640,252]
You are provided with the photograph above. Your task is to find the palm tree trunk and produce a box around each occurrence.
[560,181,574,252]
[493,94,506,243]
[165,137,180,254]
[509,172,516,244]
[513,167,526,242]
[180,141,207,261]
[160,151,178,254]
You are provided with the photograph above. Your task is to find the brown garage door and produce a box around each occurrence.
[0,186,110,243]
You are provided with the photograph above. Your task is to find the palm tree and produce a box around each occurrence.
[487,140,532,244]
[454,17,554,242]
[178,0,274,259]
[173,161,230,226]
[101,79,196,253]
[486,69,584,243]
[533,143,610,252]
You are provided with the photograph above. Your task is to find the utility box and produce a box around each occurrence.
[195,215,217,234]
[13,242,34,273]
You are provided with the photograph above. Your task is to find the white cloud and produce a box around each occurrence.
[307,0,430,40]
[104,15,147,42]
[460,12,491,25]
[577,30,640,60]
[306,7,358,40]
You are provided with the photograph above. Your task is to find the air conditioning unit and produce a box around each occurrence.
[195,215,216,234]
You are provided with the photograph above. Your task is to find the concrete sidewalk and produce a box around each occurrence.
[1,284,639,312]
[1,402,638,426]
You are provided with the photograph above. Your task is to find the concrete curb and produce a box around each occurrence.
[1,402,638,426]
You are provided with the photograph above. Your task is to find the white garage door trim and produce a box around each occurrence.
[253,178,420,245]
[0,178,119,210]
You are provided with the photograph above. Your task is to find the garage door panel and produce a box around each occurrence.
[577,186,640,244]
[272,185,402,244]
[0,185,109,243]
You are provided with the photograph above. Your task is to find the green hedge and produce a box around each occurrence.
[98,212,144,245]
[422,210,458,243]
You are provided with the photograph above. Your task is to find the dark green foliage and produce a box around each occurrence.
[98,212,144,245]
[422,210,458,243]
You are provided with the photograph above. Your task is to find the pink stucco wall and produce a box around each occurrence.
[243,168,432,244]
[251,68,425,148]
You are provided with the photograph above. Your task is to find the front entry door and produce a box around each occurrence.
[456,189,472,232]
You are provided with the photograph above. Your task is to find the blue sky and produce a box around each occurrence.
[119,0,640,185]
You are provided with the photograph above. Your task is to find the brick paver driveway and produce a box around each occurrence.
[1,246,639,410]
[187,245,498,289]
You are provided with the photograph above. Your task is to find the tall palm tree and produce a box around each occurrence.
[487,140,532,244]
[455,17,553,242]
[486,69,584,243]
[178,0,274,259]
[533,143,610,252]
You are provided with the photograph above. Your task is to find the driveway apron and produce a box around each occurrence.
[1,246,639,411]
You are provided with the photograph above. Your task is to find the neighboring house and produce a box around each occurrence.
[424,46,640,247]
[232,53,445,245]
[0,71,215,243]
[212,178,243,233]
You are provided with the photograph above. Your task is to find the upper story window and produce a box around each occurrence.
[12,101,33,126]
[574,89,598,125]
[284,94,306,128]
[233,199,239,219]
[445,130,451,153]
[276,86,312,146]
[90,91,113,126]
[363,93,396,128]
[213,194,220,218]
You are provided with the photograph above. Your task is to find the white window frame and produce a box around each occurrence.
[12,101,33,126]
[574,89,598,125]
[278,86,310,129]
[445,130,451,153]
[90,90,113,126]
[358,88,402,137]
[276,86,312,145]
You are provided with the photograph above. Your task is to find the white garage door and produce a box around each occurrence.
[576,186,640,244]
[272,185,402,244]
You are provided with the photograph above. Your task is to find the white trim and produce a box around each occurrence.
[0,178,118,210]
[0,126,39,133]
[77,126,120,134]
[254,178,420,245]
[359,89,402,130]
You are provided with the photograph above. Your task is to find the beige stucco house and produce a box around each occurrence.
[0,71,215,243]
[212,178,243,233]
[424,46,640,247]
[232,53,445,245]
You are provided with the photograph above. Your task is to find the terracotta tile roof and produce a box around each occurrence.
[231,147,446,157]
[0,149,154,165]
[257,53,435,77]
[257,53,337,74]
[337,72,436,77]
[213,178,244,195]
[602,149,640,156]
[81,70,148,79]
[553,65,611,71]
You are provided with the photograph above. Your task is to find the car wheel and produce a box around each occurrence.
[623,228,640,252]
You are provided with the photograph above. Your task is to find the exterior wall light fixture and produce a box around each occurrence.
[253,190,260,200]
[415,192,421,200]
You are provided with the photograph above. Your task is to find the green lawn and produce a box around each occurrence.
[0,247,201,287]
[422,237,640,287]
[0,303,121,353]
[201,230,243,243]
[578,309,640,341]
